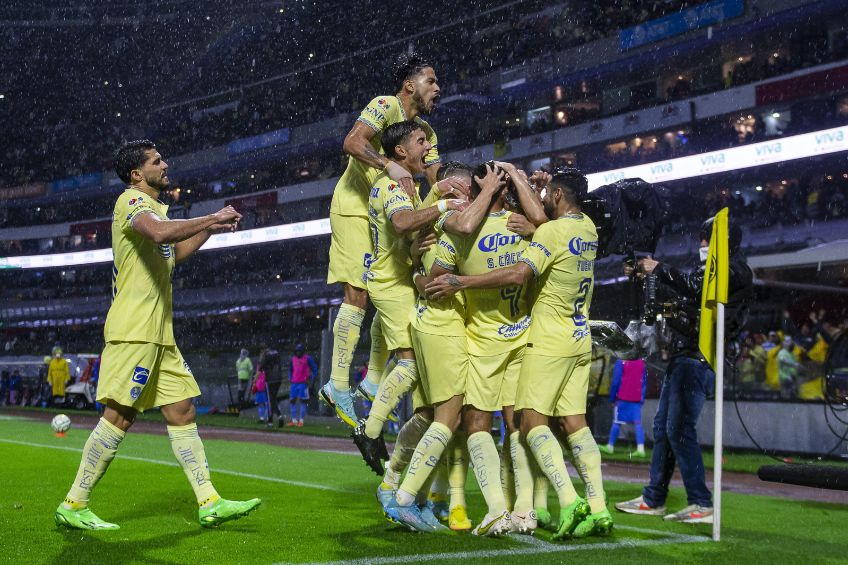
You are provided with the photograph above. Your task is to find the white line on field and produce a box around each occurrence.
[0,438,347,493]
[273,526,708,565]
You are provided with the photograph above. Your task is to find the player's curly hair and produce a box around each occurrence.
[392,53,432,93]
[114,139,157,184]
[549,166,588,205]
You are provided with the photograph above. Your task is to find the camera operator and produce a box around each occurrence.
[615,216,753,524]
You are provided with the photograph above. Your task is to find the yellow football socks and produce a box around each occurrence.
[64,418,125,508]
[509,431,534,513]
[467,431,508,515]
[365,312,388,387]
[364,359,418,438]
[397,422,452,505]
[447,432,469,510]
[526,425,578,508]
[567,426,607,513]
[330,303,365,390]
[167,423,220,507]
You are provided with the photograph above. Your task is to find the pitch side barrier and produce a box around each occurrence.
[2,124,846,270]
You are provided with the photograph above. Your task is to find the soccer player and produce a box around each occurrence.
[427,167,612,539]
[287,343,318,427]
[54,140,261,530]
[421,162,546,537]
[382,162,506,532]
[322,53,465,427]
[351,121,467,484]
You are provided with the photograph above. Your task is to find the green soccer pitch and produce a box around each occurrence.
[1,414,846,564]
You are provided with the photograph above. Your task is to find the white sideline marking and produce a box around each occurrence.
[0,438,347,493]
[273,526,708,565]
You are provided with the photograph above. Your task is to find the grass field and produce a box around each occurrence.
[1,414,846,565]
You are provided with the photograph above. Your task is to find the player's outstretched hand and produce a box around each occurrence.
[507,213,536,237]
[385,161,416,199]
[425,273,464,300]
[412,228,438,260]
[436,176,471,199]
[474,163,506,194]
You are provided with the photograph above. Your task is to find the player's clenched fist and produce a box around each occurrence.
[209,206,242,232]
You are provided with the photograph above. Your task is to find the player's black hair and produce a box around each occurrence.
[549,166,588,206]
[114,139,157,184]
[381,120,423,159]
[392,53,433,93]
[437,161,473,182]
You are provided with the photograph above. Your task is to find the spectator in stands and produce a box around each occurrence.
[257,343,283,427]
[603,358,647,456]
[47,346,70,406]
[0,370,8,405]
[287,343,318,427]
[777,336,801,399]
[235,348,254,407]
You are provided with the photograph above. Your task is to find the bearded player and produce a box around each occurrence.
[427,168,612,539]
[54,140,260,530]
[322,54,466,426]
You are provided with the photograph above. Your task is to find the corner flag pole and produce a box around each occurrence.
[713,302,725,541]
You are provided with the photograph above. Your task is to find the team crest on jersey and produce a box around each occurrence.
[130,386,142,400]
[377,98,390,109]
[128,198,137,206]
[131,366,150,385]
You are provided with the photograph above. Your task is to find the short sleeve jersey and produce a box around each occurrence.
[331,96,440,218]
[104,188,176,345]
[366,172,421,288]
[520,213,598,357]
[435,210,531,355]
[412,212,466,337]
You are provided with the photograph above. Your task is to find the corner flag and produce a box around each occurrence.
[699,207,730,369]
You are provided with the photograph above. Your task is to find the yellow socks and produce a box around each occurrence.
[64,418,125,508]
[447,432,468,510]
[467,431,508,516]
[365,313,388,387]
[167,423,220,507]
[330,303,365,390]
[567,426,606,513]
[526,425,578,509]
[364,359,418,438]
[397,422,451,505]
[383,411,431,487]
[509,431,534,514]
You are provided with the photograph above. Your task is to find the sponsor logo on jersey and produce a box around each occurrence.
[387,183,399,192]
[128,198,137,206]
[363,106,386,122]
[370,187,380,198]
[383,194,409,209]
[377,98,390,109]
[182,360,193,375]
[132,366,150,385]
[498,315,532,339]
[568,237,598,255]
[529,241,551,257]
[130,386,142,400]
[478,232,523,253]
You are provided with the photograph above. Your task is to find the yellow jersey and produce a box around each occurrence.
[366,173,421,291]
[412,212,467,337]
[520,213,597,357]
[435,210,531,355]
[104,188,176,345]
[331,96,440,218]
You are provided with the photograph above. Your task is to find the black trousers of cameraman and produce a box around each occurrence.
[266,380,282,422]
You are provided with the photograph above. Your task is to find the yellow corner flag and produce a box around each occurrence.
[699,207,730,369]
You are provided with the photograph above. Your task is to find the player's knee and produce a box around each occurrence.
[561,414,587,435]
[343,284,369,309]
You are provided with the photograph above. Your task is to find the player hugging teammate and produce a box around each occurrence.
[322,56,613,540]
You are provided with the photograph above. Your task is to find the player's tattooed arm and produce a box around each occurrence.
[425,263,534,299]
[343,121,416,197]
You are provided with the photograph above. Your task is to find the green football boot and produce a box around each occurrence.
[571,508,614,538]
[535,506,555,531]
[199,497,262,528]
[553,497,590,540]
[55,505,120,530]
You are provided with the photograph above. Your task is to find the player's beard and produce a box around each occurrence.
[543,198,556,220]
[147,172,170,192]
[412,90,430,115]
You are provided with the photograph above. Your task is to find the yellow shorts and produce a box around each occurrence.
[97,341,201,412]
[465,347,524,412]
[516,352,591,417]
[327,213,372,289]
[368,284,415,352]
[412,329,467,406]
